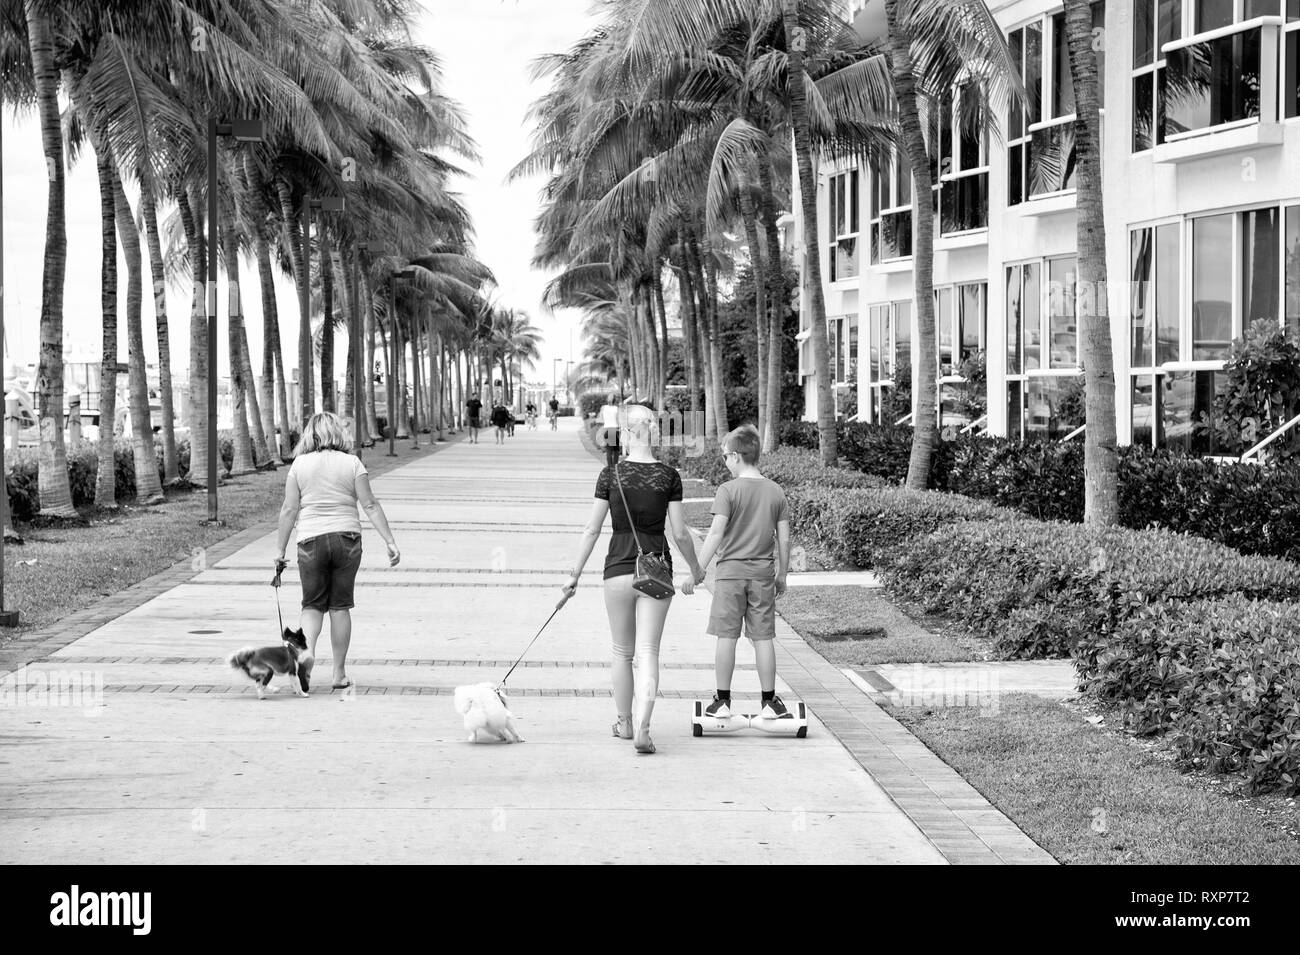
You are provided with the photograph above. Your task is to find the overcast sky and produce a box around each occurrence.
[1,0,595,390]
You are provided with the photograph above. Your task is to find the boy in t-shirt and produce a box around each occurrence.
[693,424,792,719]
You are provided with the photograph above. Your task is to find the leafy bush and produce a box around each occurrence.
[1198,319,1300,461]
[881,519,1300,659]
[778,420,819,450]
[725,386,758,431]
[1078,597,1300,794]
[579,393,607,418]
[760,448,883,492]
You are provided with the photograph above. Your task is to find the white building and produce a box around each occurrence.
[794,0,1300,454]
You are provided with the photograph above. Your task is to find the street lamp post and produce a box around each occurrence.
[388,268,415,456]
[553,358,562,404]
[206,117,263,526]
[354,240,384,459]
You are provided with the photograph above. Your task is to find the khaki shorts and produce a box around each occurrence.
[707,578,776,641]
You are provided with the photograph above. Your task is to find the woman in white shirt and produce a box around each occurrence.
[275,412,400,690]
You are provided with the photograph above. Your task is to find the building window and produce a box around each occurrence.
[931,84,990,234]
[1005,258,1082,439]
[1007,8,1102,205]
[1130,205,1297,451]
[1138,1,1297,149]
[827,168,860,282]
[865,301,911,424]
[1288,5,1300,117]
[870,149,912,263]
[828,315,859,384]
[936,283,987,427]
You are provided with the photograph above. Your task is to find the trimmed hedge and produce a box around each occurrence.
[1076,597,1300,795]
[880,519,1300,660]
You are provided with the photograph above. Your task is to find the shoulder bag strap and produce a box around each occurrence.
[613,463,647,557]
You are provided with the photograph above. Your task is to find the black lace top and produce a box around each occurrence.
[595,461,683,579]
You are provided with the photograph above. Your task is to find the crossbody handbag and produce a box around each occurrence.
[613,462,676,599]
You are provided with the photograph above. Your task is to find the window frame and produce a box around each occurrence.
[826,167,861,284]
[1008,9,1090,205]
[932,83,991,236]
[1005,257,1083,440]
[864,300,913,425]
[869,149,914,264]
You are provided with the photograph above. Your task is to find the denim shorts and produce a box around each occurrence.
[297,531,363,611]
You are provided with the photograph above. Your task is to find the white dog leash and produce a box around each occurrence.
[498,592,571,691]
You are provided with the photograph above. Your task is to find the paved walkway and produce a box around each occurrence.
[0,419,1052,864]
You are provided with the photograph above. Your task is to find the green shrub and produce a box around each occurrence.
[760,448,882,492]
[778,420,819,450]
[1078,597,1300,794]
[579,393,607,418]
[725,386,758,430]
[881,519,1300,659]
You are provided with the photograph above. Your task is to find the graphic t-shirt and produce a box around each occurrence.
[712,476,789,580]
[595,461,683,579]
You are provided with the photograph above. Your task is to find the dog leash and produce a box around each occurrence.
[498,591,571,691]
[271,558,288,633]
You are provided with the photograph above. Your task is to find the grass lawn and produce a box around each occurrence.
[1,442,442,641]
[891,693,1300,864]
[778,584,977,665]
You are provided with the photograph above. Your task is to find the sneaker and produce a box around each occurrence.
[704,696,731,719]
[760,695,791,720]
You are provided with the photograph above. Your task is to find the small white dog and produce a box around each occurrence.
[454,682,525,743]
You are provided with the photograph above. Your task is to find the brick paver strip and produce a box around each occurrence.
[0,443,446,677]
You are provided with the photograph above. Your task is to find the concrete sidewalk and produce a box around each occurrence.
[0,419,1051,864]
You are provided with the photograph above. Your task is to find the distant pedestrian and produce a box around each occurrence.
[490,403,511,444]
[467,395,483,444]
[600,393,621,468]
[548,396,560,431]
[275,412,401,691]
[526,401,538,430]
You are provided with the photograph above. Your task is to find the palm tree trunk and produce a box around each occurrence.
[239,321,272,467]
[652,266,671,406]
[757,159,786,452]
[255,227,290,459]
[1065,0,1118,525]
[397,323,410,438]
[884,0,938,489]
[453,346,464,429]
[141,190,179,484]
[220,211,255,474]
[112,168,165,504]
[276,177,312,426]
[362,270,378,440]
[684,234,717,438]
[319,225,335,413]
[178,185,209,484]
[93,140,118,508]
[783,1,836,465]
[27,4,76,517]
[740,195,767,437]
[677,249,702,438]
[697,229,729,437]
[336,246,355,426]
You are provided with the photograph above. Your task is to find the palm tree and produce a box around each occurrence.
[1063,0,1117,525]
[23,0,76,516]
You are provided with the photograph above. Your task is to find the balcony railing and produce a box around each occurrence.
[1160,16,1284,142]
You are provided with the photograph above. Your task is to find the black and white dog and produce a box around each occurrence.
[227,628,311,699]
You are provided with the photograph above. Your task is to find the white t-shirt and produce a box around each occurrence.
[601,404,620,428]
[289,449,368,542]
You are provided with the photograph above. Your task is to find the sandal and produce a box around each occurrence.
[332,676,353,689]
[633,726,656,754]
[612,715,633,740]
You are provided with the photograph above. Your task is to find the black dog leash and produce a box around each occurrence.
[271,558,288,633]
[498,592,571,692]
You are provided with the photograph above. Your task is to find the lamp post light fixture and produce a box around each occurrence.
[388,267,416,456]
[205,117,263,526]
